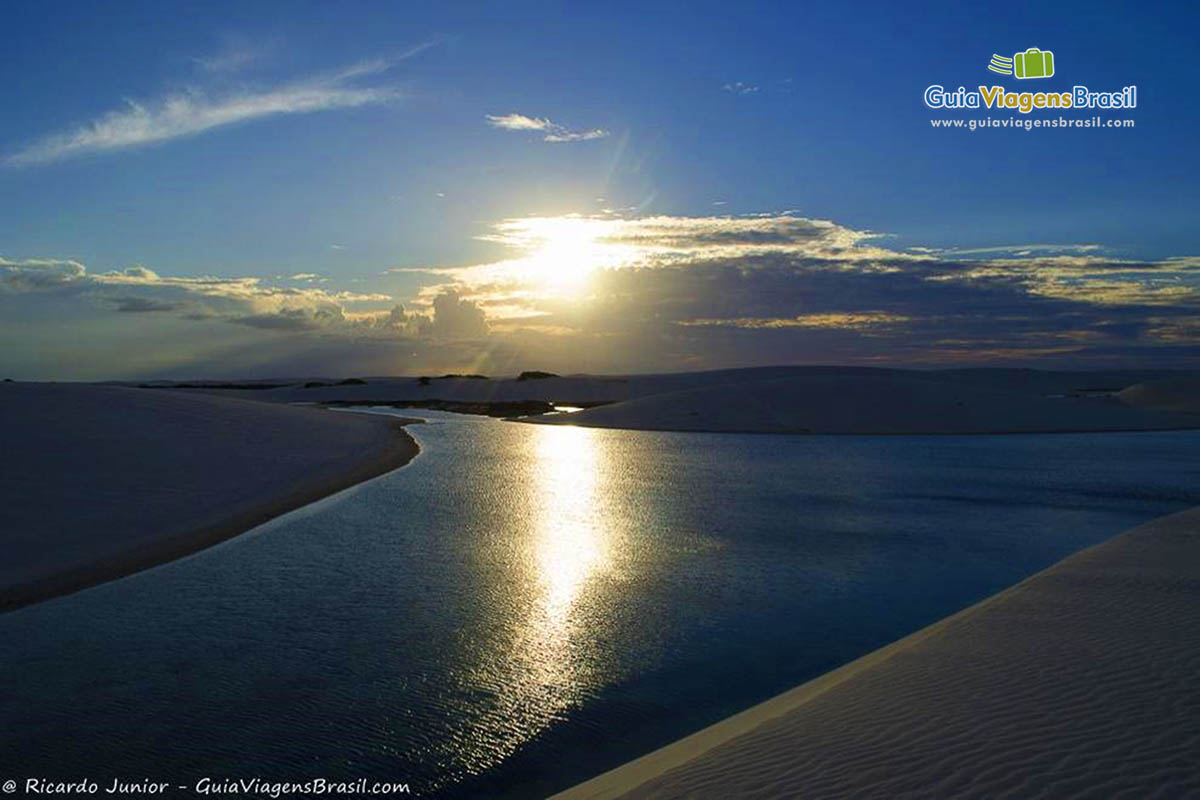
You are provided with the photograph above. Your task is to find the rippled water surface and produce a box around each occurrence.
[3,414,1199,797]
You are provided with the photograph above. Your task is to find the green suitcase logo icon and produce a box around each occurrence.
[1013,47,1054,79]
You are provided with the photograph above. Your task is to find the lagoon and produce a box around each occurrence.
[2,412,1198,798]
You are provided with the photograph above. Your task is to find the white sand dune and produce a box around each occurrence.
[140,366,1197,409]
[0,383,418,611]
[1118,376,1200,414]
[534,373,1200,434]
[922,367,1185,396]
[556,507,1200,799]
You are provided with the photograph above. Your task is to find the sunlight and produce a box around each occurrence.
[446,423,618,780]
[493,215,633,295]
[531,423,606,618]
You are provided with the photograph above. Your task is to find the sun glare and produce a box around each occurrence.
[502,216,630,294]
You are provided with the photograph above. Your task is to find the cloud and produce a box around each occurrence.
[915,243,1104,258]
[679,312,911,330]
[485,113,609,143]
[0,257,390,324]
[433,213,902,291]
[723,81,760,95]
[0,253,492,351]
[429,290,489,339]
[400,212,1200,369]
[0,258,87,290]
[192,40,270,74]
[110,296,181,313]
[5,213,1200,378]
[484,113,548,132]
[3,46,445,166]
[231,307,345,331]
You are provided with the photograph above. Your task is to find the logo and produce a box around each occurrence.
[988,48,1055,79]
[923,46,1136,116]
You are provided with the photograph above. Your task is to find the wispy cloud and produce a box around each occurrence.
[680,312,910,330]
[723,81,760,95]
[485,113,609,143]
[4,43,445,167]
[191,39,271,74]
[914,243,1104,258]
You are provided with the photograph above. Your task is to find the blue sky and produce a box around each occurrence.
[2,0,1198,378]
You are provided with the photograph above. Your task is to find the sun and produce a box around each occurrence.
[503,216,629,294]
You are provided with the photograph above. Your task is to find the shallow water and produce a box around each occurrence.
[3,413,1199,798]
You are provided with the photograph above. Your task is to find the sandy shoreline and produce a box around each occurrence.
[0,384,420,613]
[556,505,1200,799]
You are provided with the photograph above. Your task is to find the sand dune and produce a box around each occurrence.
[135,366,1197,410]
[1118,376,1200,414]
[0,383,418,611]
[534,373,1200,434]
[555,506,1200,799]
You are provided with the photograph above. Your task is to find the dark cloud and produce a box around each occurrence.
[3,214,1199,378]
[111,296,180,313]
[471,249,1200,369]
[429,291,488,339]
[231,311,325,331]
[230,307,349,331]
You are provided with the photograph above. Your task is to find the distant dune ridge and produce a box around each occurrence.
[555,507,1200,799]
[130,366,1200,435]
[0,383,419,611]
[531,370,1200,434]
[1118,376,1200,414]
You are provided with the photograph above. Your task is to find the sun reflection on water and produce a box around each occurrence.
[510,424,612,701]
[450,423,617,783]
[533,424,607,621]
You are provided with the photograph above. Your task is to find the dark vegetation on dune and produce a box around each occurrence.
[416,374,490,385]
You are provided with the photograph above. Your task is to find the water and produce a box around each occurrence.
[3,413,1198,798]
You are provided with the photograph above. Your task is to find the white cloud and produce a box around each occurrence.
[0,255,495,345]
[485,113,609,143]
[723,81,760,95]
[3,47,445,166]
[0,258,87,290]
[465,213,900,276]
[6,214,1200,377]
[386,213,1200,360]
[544,128,608,143]
[192,41,269,74]
[918,243,1104,258]
[679,312,910,330]
[1,257,386,318]
[485,113,550,131]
